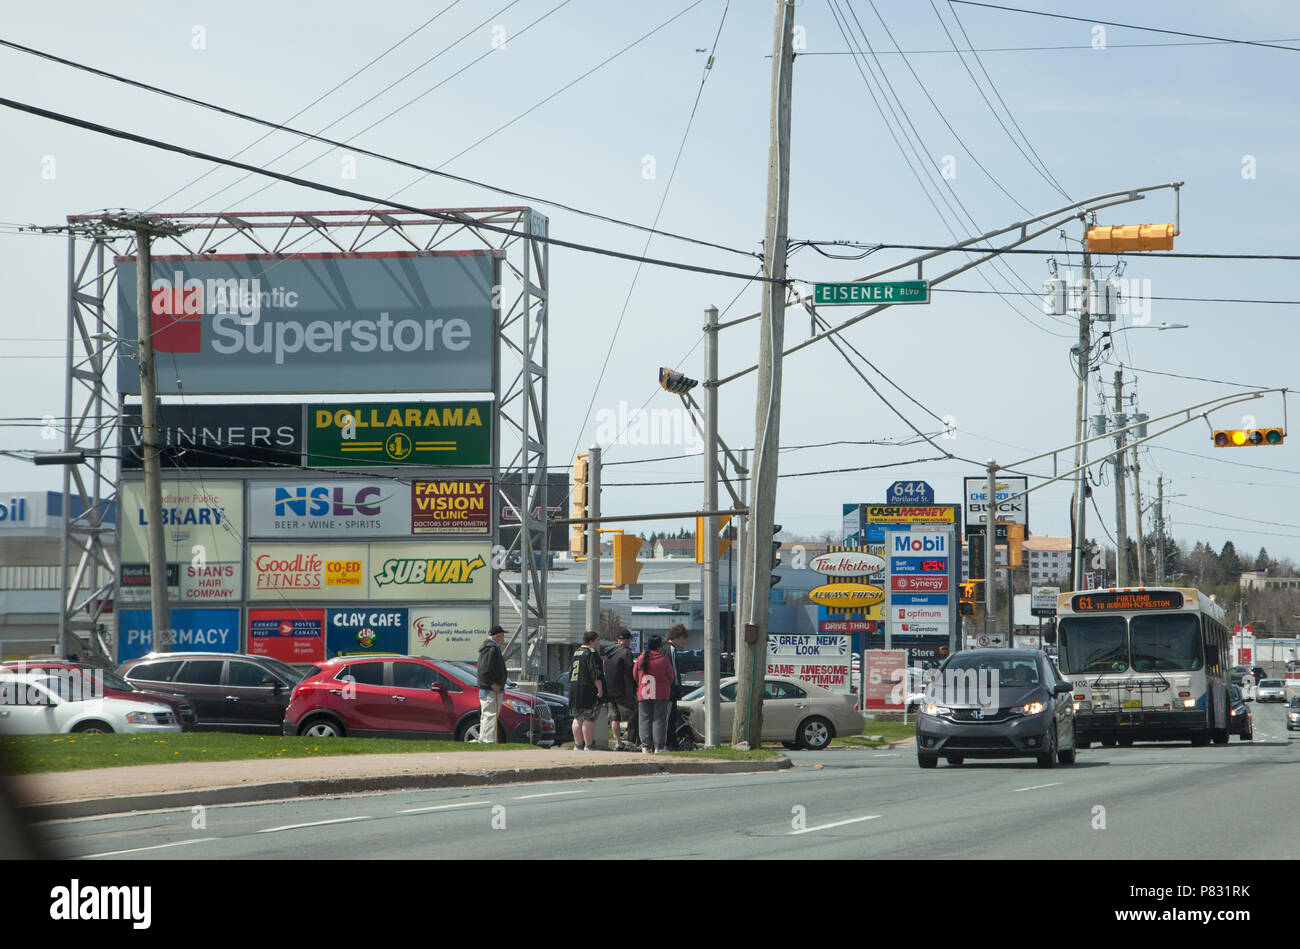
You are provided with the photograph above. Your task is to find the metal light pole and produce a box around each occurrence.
[984,460,997,643]
[1071,238,1093,591]
[585,445,601,636]
[703,305,720,747]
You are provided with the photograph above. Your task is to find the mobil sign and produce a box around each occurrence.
[890,531,949,557]
[115,252,495,395]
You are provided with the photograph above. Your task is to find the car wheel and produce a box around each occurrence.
[1036,725,1058,768]
[1242,729,1253,741]
[797,716,833,751]
[300,717,345,738]
[458,716,507,743]
[72,721,113,734]
[946,756,964,766]
[917,751,938,769]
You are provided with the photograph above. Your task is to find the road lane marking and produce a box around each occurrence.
[82,838,215,858]
[1013,782,1062,792]
[789,815,880,835]
[514,790,588,799]
[397,801,490,814]
[871,753,900,758]
[258,816,369,833]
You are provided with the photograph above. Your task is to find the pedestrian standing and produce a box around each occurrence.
[664,625,688,749]
[476,625,508,743]
[633,634,675,753]
[568,631,606,750]
[604,630,639,750]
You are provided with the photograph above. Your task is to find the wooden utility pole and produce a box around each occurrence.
[1113,371,1129,587]
[734,0,794,749]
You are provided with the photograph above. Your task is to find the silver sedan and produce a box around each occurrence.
[678,676,865,750]
[1256,679,1288,702]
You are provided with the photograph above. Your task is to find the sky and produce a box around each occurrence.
[1,0,1298,565]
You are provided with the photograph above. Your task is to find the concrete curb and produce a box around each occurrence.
[23,757,792,822]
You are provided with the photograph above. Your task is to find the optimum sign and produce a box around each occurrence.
[116,252,496,395]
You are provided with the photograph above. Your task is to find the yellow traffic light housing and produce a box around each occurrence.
[1006,523,1025,567]
[959,580,981,616]
[612,533,643,586]
[694,515,733,564]
[1213,428,1284,447]
[570,456,588,558]
[1086,223,1176,253]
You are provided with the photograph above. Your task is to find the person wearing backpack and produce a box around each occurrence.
[568,631,606,750]
[603,630,639,751]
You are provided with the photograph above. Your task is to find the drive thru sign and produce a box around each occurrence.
[814,281,930,305]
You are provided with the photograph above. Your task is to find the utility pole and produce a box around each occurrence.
[734,0,794,750]
[585,445,601,635]
[1132,444,1146,584]
[1113,371,1129,587]
[984,460,997,644]
[1156,476,1166,585]
[703,305,720,748]
[103,214,183,653]
[736,448,748,652]
[1071,236,1093,591]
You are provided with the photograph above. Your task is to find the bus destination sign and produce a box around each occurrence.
[1070,591,1184,612]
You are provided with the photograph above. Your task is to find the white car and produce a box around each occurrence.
[677,676,865,750]
[0,673,181,735]
[1256,679,1287,703]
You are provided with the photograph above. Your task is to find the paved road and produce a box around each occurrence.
[36,702,1298,860]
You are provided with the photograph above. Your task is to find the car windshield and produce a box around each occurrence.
[940,654,1041,688]
[1058,615,1128,674]
[1130,614,1203,672]
[1260,680,1283,687]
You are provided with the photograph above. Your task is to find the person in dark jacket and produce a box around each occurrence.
[476,625,508,743]
[603,630,639,750]
[568,631,606,750]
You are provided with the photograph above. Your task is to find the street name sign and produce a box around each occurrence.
[814,281,930,306]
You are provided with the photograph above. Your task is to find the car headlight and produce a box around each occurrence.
[125,711,154,724]
[1230,706,1241,716]
[1015,701,1045,715]
[922,703,951,717]
[503,699,535,716]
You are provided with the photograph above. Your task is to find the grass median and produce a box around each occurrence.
[831,719,917,748]
[1,733,542,775]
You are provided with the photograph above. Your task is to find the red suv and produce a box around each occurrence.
[283,655,555,746]
[0,661,198,731]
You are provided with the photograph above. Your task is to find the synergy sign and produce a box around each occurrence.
[249,480,412,536]
[116,252,496,395]
[307,402,492,467]
[886,527,957,643]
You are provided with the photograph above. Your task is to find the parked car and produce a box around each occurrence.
[1250,666,1267,683]
[915,648,1076,769]
[1288,696,1299,733]
[0,672,180,735]
[1229,666,1253,687]
[677,676,864,750]
[283,655,554,745]
[1256,679,1287,703]
[1228,685,1253,741]
[447,660,571,745]
[1,660,197,730]
[118,652,306,734]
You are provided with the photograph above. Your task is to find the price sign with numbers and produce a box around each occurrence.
[887,481,934,505]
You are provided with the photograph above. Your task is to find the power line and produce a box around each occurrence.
[933,287,1300,305]
[0,10,753,261]
[796,38,1300,54]
[865,243,1300,260]
[947,2,1300,53]
[0,95,784,285]
[1175,501,1300,532]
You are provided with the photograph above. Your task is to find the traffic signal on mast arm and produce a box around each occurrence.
[694,515,733,564]
[1006,523,1025,567]
[658,367,698,395]
[612,533,643,586]
[770,524,783,588]
[1213,427,1284,447]
[1086,223,1176,253]
[570,455,588,558]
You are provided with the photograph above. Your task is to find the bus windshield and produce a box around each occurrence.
[1058,615,1127,674]
[1130,614,1203,672]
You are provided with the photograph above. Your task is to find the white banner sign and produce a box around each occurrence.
[408,605,494,661]
[768,634,851,658]
[766,658,851,693]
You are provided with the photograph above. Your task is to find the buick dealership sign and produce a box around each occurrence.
[116,252,496,395]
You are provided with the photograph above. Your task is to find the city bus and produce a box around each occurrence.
[1055,587,1231,746]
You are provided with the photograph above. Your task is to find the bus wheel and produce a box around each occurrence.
[1190,731,1210,747]
[1101,738,1116,747]
[1117,736,1133,747]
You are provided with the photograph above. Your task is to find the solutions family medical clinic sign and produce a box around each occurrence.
[115,252,496,395]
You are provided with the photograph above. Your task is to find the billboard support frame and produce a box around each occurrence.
[63,208,548,674]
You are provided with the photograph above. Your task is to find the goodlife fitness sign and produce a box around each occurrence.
[116,252,496,395]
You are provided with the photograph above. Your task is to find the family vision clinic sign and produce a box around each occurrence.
[115,252,496,395]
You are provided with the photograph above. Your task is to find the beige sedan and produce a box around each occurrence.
[677,676,864,750]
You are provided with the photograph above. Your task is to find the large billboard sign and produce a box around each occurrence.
[306,402,492,467]
[116,252,496,395]
[249,480,413,537]
[120,404,303,469]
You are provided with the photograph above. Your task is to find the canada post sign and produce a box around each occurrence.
[116,252,495,395]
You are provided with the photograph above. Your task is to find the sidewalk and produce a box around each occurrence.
[13,748,791,821]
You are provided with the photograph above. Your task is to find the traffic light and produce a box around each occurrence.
[612,533,642,586]
[1213,428,1284,447]
[1086,223,1176,253]
[658,367,698,394]
[1006,523,1025,568]
[770,524,783,588]
[570,456,588,558]
[694,515,733,564]
[959,580,982,617]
